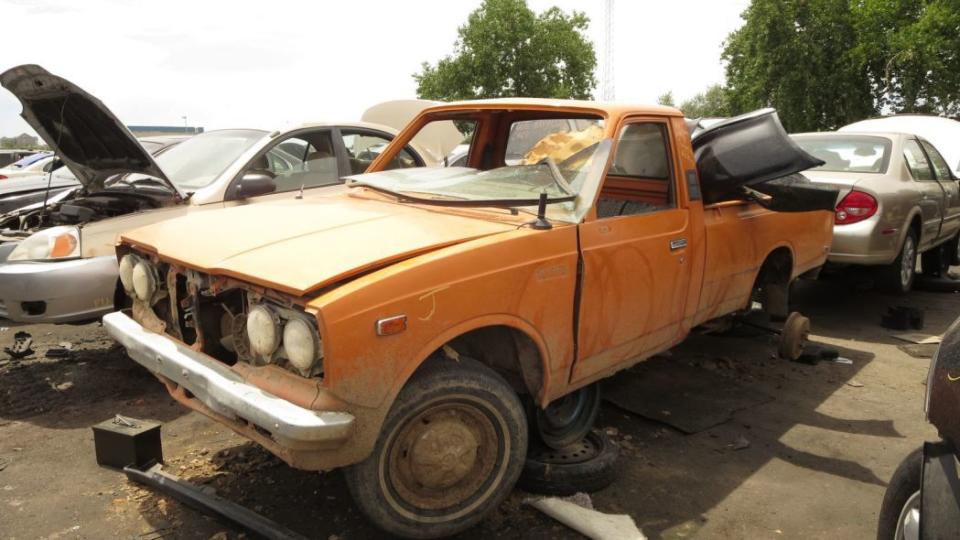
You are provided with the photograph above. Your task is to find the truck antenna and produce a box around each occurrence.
[531,191,552,230]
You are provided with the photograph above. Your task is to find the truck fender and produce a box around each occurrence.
[394,314,554,406]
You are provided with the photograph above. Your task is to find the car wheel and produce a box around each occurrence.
[531,382,601,450]
[879,231,918,293]
[343,356,527,539]
[876,447,921,540]
[517,429,619,496]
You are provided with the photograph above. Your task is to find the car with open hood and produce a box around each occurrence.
[793,131,960,292]
[105,98,835,538]
[0,64,444,323]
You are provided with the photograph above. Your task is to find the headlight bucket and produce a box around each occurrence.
[118,254,139,293]
[283,317,321,374]
[7,226,81,262]
[132,260,159,302]
[247,304,281,358]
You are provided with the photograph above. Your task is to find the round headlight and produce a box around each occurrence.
[119,254,137,293]
[131,260,158,302]
[283,318,319,373]
[247,305,280,357]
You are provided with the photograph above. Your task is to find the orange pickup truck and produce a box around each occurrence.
[104,99,834,537]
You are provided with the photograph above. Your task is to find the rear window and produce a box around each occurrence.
[793,135,891,174]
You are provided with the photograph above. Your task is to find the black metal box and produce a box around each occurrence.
[92,416,163,469]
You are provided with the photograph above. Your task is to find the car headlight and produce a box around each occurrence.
[118,254,139,293]
[7,226,81,261]
[247,305,280,357]
[283,317,321,374]
[131,259,159,302]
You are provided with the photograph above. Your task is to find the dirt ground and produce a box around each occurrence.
[1,271,957,540]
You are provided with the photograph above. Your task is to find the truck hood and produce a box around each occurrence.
[0,64,183,198]
[122,195,516,295]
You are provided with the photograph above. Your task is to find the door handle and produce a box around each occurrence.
[670,238,688,251]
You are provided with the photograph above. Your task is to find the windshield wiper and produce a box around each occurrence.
[537,157,575,196]
[348,178,575,208]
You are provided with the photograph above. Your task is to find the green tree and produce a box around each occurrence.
[723,0,874,132]
[680,84,731,118]
[855,0,960,116]
[656,91,676,107]
[414,0,597,101]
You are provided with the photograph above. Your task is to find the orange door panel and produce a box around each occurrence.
[572,208,692,384]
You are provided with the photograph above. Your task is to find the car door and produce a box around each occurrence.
[335,128,422,177]
[573,118,693,384]
[920,139,960,242]
[903,138,944,248]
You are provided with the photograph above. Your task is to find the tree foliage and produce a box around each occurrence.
[723,0,960,131]
[723,0,874,132]
[680,85,732,118]
[854,0,960,116]
[414,0,597,101]
[656,91,676,107]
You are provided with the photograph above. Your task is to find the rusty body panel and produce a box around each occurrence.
[113,99,834,471]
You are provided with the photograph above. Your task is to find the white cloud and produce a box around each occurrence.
[0,0,748,138]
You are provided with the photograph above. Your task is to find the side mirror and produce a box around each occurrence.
[234,171,276,199]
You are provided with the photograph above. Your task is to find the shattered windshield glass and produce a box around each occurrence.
[349,118,610,224]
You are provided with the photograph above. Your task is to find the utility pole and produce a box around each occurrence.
[602,0,615,101]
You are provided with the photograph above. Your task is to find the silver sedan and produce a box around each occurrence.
[792,132,960,292]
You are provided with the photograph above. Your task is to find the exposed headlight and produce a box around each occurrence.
[7,226,81,261]
[247,305,280,357]
[132,260,158,302]
[283,317,320,373]
[118,254,138,293]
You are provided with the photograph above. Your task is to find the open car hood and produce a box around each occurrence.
[121,195,515,296]
[692,109,825,204]
[0,64,183,198]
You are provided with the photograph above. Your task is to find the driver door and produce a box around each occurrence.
[572,118,693,384]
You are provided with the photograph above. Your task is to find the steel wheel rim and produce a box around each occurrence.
[895,490,920,540]
[536,384,599,448]
[380,396,509,523]
[902,237,916,287]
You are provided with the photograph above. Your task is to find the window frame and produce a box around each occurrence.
[903,138,937,182]
[917,138,955,182]
[598,117,677,213]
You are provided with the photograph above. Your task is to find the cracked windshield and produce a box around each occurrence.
[351,117,609,223]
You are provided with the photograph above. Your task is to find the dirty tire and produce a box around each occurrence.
[878,231,918,294]
[532,382,601,450]
[876,447,921,540]
[517,429,619,496]
[778,312,810,361]
[343,356,527,539]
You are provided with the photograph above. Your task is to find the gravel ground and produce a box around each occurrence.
[0,271,956,539]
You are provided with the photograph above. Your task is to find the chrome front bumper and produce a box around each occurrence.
[0,255,118,323]
[103,311,355,449]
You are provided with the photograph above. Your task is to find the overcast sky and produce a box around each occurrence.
[0,0,749,138]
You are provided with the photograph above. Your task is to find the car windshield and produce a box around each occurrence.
[793,135,891,174]
[155,129,267,190]
[349,118,610,224]
[7,153,50,169]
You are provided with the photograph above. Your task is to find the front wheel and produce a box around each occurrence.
[344,357,527,539]
[876,447,921,540]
